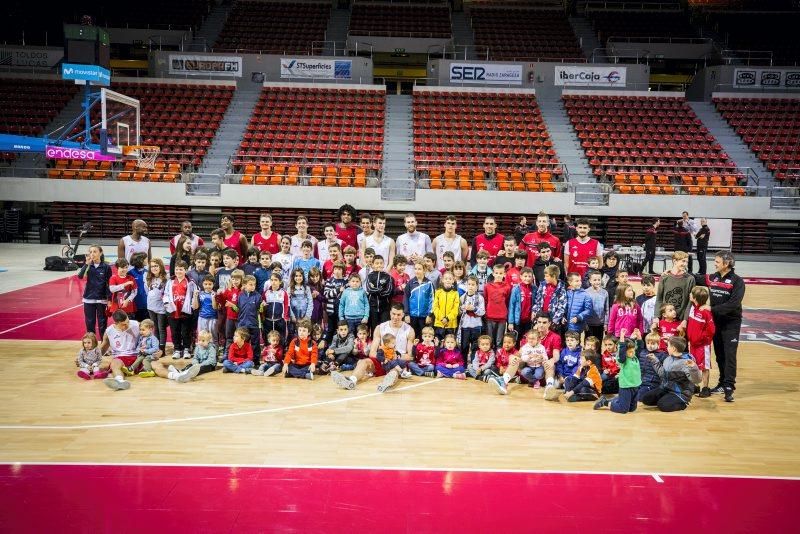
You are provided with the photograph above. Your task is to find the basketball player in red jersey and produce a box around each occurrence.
[520,212,561,268]
[470,216,505,266]
[251,213,281,255]
[564,218,603,279]
[221,213,249,266]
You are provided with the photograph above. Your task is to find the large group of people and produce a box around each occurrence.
[74,205,745,408]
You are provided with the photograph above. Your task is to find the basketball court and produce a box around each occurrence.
[0,244,798,531]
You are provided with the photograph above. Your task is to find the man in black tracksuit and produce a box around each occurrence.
[673,220,693,273]
[643,218,659,274]
[694,251,745,403]
[695,218,710,275]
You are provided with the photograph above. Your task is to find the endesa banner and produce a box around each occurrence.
[45,145,116,162]
[734,68,800,88]
[554,66,626,87]
[449,63,522,85]
[280,59,352,80]
[168,54,242,77]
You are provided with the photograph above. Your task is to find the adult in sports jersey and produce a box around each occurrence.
[220,213,249,266]
[330,303,415,393]
[520,212,561,268]
[317,222,343,265]
[100,310,141,390]
[355,212,374,254]
[432,215,469,269]
[290,215,319,257]
[251,213,281,254]
[693,251,745,403]
[360,213,395,271]
[335,204,359,251]
[118,219,151,263]
[564,218,603,279]
[470,216,505,266]
[395,213,432,277]
[169,221,204,255]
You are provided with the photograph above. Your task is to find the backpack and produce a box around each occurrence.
[44,256,78,271]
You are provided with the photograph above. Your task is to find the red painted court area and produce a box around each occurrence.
[1,463,794,533]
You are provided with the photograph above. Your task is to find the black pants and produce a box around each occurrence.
[409,316,428,340]
[148,311,168,350]
[263,318,287,347]
[168,314,192,353]
[601,374,619,394]
[225,319,238,352]
[586,324,605,342]
[244,326,261,365]
[643,248,656,274]
[713,318,741,390]
[641,387,688,412]
[134,309,149,322]
[459,326,482,364]
[486,319,506,348]
[434,327,457,345]
[368,308,390,334]
[196,363,217,375]
[83,302,107,337]
[324,311,339,348]
[696,247,707,275]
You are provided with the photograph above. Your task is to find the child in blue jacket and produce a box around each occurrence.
[564,272,594,332]
[339,273,370,335]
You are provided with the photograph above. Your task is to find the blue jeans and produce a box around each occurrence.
[610,386,639,414]
[286,363,312,378]
[408,362,434,376]
[257,362,282,374]
[223,360,254,373]
[467,364,498,379]
[382,357,408,373]
[435,364,465,377]
[520,365,544,384]
[345,318,363,336]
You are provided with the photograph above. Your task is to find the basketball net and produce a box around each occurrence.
[122,145,160,170]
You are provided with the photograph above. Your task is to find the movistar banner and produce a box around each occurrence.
[61,63,110,86]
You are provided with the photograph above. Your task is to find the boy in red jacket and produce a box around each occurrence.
[222,327,254,373]
[687,286,716,397]
[284,319,318,379]
[108,258,137,316]
[483,263,511,348]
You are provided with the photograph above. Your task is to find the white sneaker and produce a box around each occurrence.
[306,372,314,380]
[171,350,181,360]
[264,365,278,377]
[400,369,412,379]
[183,349,192,359]
[331,371,355,390]
[544,384,560,401]
[377,372,398,393]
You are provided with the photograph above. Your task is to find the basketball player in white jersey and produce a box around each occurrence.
[289,216,319,257]
[118,219,151,263]
[395,213,433,277]
[359,213,395,271]
[432,215,468,269]
[331,303,415,393]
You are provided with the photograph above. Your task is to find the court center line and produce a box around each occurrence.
[0,303,83,336]
[0,378,444,430]
[1,461,799,482]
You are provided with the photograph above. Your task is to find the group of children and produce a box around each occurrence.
[75,220,717,413]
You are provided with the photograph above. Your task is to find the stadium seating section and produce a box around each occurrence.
[470,7,584,61]
[564,93,744,195]
[234,85,385,187]
[49,81,234,181]
[704,11,800,66]
[215,1,330,54]
[588,9,697,44]
[349,3,451,38]
[714,96,800,183]
[413,90,561,191]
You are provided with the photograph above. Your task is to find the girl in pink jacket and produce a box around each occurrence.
[607,284,643,337]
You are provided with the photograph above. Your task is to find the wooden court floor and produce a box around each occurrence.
[0,285,798,478]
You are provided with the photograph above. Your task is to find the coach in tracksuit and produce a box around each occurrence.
[693,251,745,403]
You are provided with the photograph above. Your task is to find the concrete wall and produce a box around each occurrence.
[346,36,451,55]
[3,178,798,220]
[150,51,374,88]
[606,40,714,61]
[426,60,650,100]
[108,28,189,47]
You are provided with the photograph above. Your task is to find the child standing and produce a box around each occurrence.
[164,260,197,360]
[129,252,149,322]
[339,273,370,335]
[585,270,609,341]
[273,236,295,287]
[594,328,642,413]
[145,257,169,351]
[435,334,466,379]
[656,304,681,351]
[308,267,325,327]
[254,251,273,293]
[508,268,535,338]
[531,265,566,327]
[423,252,440,287]
[607,284,643,338]
[237,275,263,363]
[75,332,105,380]
[467,335,497,381]
[563,350,602,402]
[686,286,716,397]
[220,269,244,353]
[582,256,602,289]
[365,255,394,332]
[458,276,485,361]
[292,241,321,281]
[600,335,620,394]
[636,274,657,333]
[283,319,318,380]
[641,336,702,412]
[193,275,218,339]
[252,330,284,377]
[222,327,254,374]
[410,326,437,377]
[288,268,313,340]
[128,319,162,376]
[263,273,290,345]
[484,263,511,348]
[189,330,218,375]
[564,272,593,333]
[432,271,460,341]
[323,263,348,347]
[109,258,137,316]
[242,247,260,276]
[505,251,528,287]
[404,262,434,336]
[389,255,410,305]
[78,244,112,337]
[469,251,492,293]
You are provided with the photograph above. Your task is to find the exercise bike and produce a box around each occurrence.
[62,222,93,260]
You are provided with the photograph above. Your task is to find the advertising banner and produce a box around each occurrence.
[0,46,63,68]
[280,59,352,79]
[734,68,799,88]
[554,65,627,87]
[45,145,116,161]
[61,63,111,86]
[168,54,242,77]
[449,62,522,85]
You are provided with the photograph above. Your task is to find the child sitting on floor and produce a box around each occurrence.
[467,334,497,382]
[283,319,317,380]
[410,326,437,377]
[563,350,602,402]
[188,329,218,375]
[252,330,284,377]
[75,332,106,380]
[129,319,163,377]
[600,335,620,394]
[435,334,466,379]
[641,336,702,412]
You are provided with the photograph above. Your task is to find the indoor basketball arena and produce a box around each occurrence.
[0,0,799,531]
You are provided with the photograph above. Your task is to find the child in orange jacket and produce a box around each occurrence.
[284,319,318,380]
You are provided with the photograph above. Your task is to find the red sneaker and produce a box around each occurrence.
[93,370,109,380]
[77,370,91,380]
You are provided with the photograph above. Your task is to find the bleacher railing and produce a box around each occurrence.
[770,186,800,210]
[584,1,683,11]
[720,49,774,66]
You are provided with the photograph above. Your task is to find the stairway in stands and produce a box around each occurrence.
[382,95,415,201]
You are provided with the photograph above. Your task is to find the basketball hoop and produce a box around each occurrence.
[122,145,160,169]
